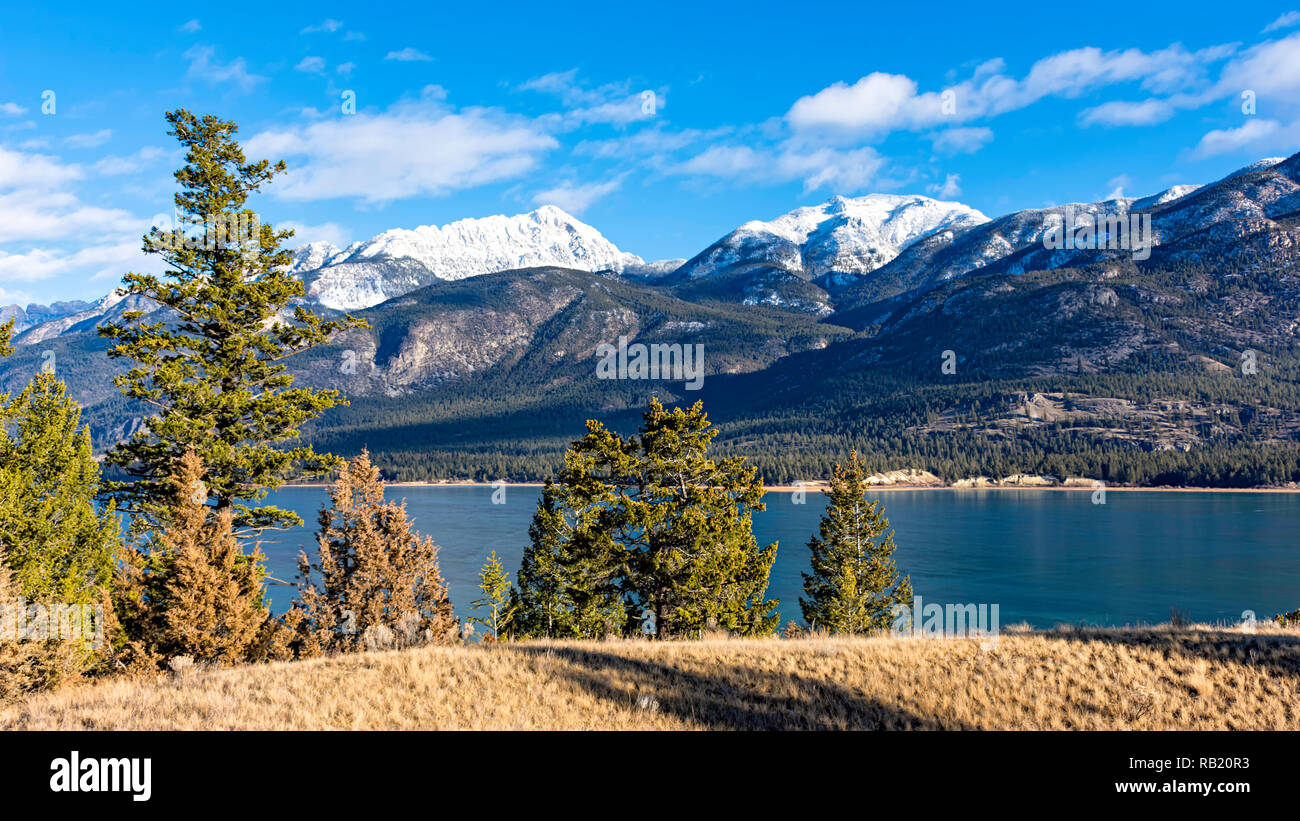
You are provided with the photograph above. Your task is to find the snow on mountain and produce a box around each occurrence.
[621,258,687,279]
[14,289,157,345]
[1152,155,1299,234]
[12,154,1298,347]
[863,156,1299,299]
[1216,157,1286,184]
[1131,184,1201,210]
[674,194,990,282]
[863,199,1131,299]
[0,300,92,334]
[289,240,351,273]
[290,205,643,310]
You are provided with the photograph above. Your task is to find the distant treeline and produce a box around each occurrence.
[305,363,1300,487]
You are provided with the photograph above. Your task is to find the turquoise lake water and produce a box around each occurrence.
[255,486,1300,629]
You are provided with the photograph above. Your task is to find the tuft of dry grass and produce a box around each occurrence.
[3,625,1298,730]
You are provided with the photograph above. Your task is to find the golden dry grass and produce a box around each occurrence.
[4,625,1299,730]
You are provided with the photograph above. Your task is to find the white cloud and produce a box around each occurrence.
[0,240,149,284]
[1105,174,1132,199]
[1079,99,1175,127]
[1065,33,1300,136]
[0,145,81,188]
[301,19,344,34]
[279,220,352,249]
[0,144,154,290]
[1191,117,1300,158]
[1210,32,1300,108]
[1263,11,1300,32]
[183,45,265,92]
[179,19,201,33]
[1066,34,1300,129]
[1,102,28,116]
[574,125,724,161]
[246,90,557,202]
[301,18,363,40]
[0,285,36,304]
[295,56,326,73]
[674,144,886,193]
[336,62,355,77]
[385,47,432,62]
[1016,44,1222,99]
[929,126,993,155]
[92,146,166,177]
[675,145,762,177]
[676,41,1243,197]
[783,147,887,192]
[0,189,139,244]
[63,129,113,148]
[787,44,1233,139]
[522,70,662,128]
[519,70,583,100]
[0,146,141,243]
[926,173,962,199]
[562,95,658,127]
[532,176,624,214]
[787,72,935,135]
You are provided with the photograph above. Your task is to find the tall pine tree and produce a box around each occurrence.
[800,451,913,634]
[535,397,778,639]
[0,372,119,607]
[511,480,624,639]
[0,329,112,693]
[98,110,366,533]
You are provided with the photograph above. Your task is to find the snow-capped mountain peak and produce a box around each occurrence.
[291,206,643,310]
[290,240,349,272]
[675,193,990,281]
[1131,184,1201,210]
[1217,157,1287,184]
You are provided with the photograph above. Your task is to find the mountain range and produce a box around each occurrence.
[287,204,649,310]
[5,151,1300,486]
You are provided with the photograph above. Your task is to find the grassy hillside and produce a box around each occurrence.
[5,626,1298,730]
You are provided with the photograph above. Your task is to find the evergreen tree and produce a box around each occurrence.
[511,480,624,638]
[469,551,513,641]
[0,540,85,700]
[551,397,778,638]
[800,451,913,634]
[288,451,456,656]
[0,373,119,606]
[510,481,569,638]
[0,320,86,697]
[98,110,366,533]
[115,450,269,666]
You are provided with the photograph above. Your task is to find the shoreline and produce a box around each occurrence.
[281,480,1300,493]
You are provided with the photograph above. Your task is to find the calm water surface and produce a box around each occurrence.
[256,487,1300,628]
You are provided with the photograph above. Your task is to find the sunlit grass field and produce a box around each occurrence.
[4,625,1298,730]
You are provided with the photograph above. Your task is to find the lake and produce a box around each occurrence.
[255,486,1300,629]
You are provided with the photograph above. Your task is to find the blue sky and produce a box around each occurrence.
[2,1,1300,304]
